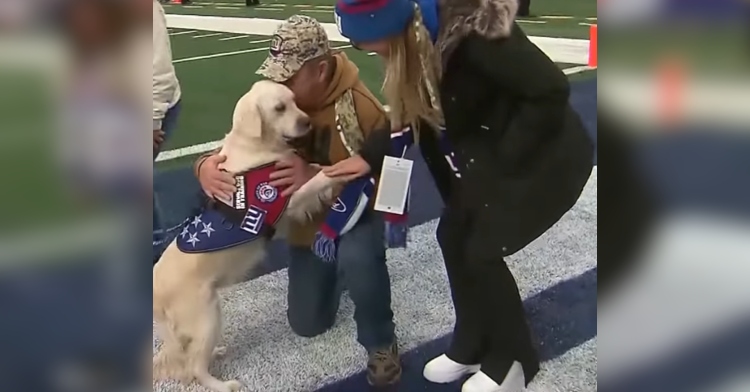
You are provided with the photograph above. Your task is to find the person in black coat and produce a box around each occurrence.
[518,0,531,16]
[328,0,593,390]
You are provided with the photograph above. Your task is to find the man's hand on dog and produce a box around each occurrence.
[270,154,318,197]
[198,154,236,201]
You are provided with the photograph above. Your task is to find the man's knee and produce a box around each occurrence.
[286,249,340,338]
[287,307,335,338]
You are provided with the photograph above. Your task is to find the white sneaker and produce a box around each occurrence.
[423,354,481,383]
[462,362,526,392]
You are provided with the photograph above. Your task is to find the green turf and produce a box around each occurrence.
[599,25,746,74]
[160,0,597,163]
[0,73,90,231]
[164,0,596,39]
[165,32,594,164]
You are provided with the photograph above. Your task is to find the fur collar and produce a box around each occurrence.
[435,0,518,68]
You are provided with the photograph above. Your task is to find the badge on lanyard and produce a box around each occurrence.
[374,156,413,215]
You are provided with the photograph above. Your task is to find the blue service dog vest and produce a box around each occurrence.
[176,164,289,253]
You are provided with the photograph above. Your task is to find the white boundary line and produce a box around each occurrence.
[168,29,196,36]
[173,46,268,63]
[219,34,250,41]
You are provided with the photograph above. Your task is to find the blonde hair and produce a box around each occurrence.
[382,5,443,135]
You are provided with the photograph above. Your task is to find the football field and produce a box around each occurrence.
[156,0,597,170]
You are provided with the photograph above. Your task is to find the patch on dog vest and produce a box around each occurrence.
[176,163,289,253]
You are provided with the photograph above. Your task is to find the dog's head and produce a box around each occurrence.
[231,80,311,145]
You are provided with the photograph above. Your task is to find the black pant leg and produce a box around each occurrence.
[436,208,487,365]
[471,255,540,386]
[518,0,531,16]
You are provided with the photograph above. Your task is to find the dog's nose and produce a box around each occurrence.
[298,116,311,130]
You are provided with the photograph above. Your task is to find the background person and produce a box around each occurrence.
[152,0,182,260]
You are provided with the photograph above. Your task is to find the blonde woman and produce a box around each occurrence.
[325,0,594,391]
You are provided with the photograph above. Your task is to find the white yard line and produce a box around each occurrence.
[166,14,591,65]
[173,46,267,63]
[563,65,596,75]
[517,20,547,24]
[156,140,223,162]
[173,40,340,64]
[192,32,224,38]
[540,15,575,19]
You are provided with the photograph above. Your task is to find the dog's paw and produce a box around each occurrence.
[212,346,227,358]
[225,379,243,391]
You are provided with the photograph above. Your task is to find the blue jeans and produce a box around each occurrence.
[154,100,182,159]
[287,212,395,351]
[153,101,182,261]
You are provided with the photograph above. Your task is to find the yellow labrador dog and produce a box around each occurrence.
[153,81,342,392]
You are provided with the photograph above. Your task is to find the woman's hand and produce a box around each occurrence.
[153,129,165,151]
[198,154,236,201]
[269,154,317,197]
[322,155,372,181]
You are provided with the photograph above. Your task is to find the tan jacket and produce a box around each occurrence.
[194,51,386,246]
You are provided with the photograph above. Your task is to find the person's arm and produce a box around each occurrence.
[152,1,179,130]
[463,25,569,165]
[358,124,391,176]
[351,88,392,176]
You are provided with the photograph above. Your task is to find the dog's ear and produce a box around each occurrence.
[231,92,264,139]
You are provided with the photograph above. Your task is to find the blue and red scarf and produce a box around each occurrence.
[311,126,458,259]
[312,177,375,262]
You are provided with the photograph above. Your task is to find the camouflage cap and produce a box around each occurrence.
[256,15,331,82]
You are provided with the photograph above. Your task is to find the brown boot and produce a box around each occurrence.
[366,340,402,387]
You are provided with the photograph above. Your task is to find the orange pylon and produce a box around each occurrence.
[588,24,597,68]
[657,56,686,127]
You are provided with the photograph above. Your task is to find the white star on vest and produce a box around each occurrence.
[186,232,200,247]
[200,222,215,237]
[191,214,203,228]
